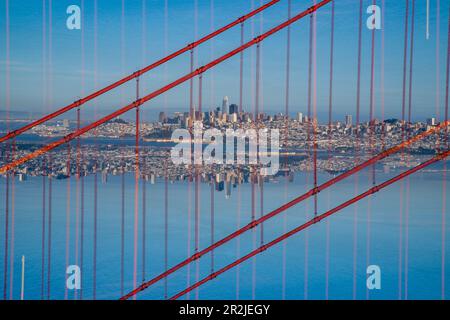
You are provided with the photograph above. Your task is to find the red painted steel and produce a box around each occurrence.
[446,1,450,135]
[170,150,450,300]
[2,0,443,300]
[0,0,333,175]
[0,0,280,144]
[120,122,446,300]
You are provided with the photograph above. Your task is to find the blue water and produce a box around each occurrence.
[0,163,449,300]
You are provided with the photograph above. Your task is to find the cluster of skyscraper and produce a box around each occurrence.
[158,96,361,129]
[158,96,244,128]
[221,96,239,115]
[295,112,353,127]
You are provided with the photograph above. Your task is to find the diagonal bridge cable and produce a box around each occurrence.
[0,0,333,174]
[0,0,280,144]
[170,150,450,300]
[120,122,448,300]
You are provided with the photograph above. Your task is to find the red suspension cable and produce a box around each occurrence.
[0,0,281,144]
[326,0,335,300]
[47,155,52,300]
[120,123,446,300]
[0,0,333,175]
[170,151,450,300]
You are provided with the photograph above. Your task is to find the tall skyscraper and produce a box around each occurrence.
[296,112,303,123]
[427,118,436,126]
[345,115,353,127]
[222,96,229,114]
[225,173,232,199]
[159,111,167,123]
[229,103,238,114]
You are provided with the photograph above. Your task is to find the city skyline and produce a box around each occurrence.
[0,0,449,304]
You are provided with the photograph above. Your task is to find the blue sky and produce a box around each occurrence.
[0,0,449,122]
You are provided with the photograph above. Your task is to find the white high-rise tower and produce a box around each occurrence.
[222,96,229,114]
[345,115,353,127]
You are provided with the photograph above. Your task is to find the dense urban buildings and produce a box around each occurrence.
[0,97,448,194]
